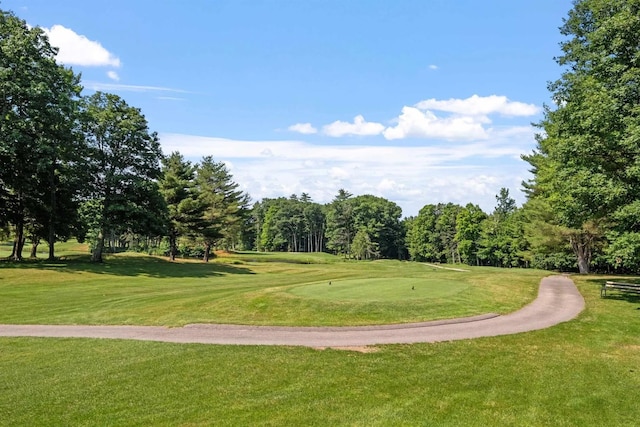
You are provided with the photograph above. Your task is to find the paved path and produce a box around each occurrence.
[0,275,584,348]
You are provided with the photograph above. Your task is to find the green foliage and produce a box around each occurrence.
[158,152,204,260]
[195,156,250,256]
[325,189,354,256]
[350,228,379,260]
[455,203,487,265]
[350,195,404,259]
[603,231,640,272]
[530,252,577,271]
[81,92,166,262]
[478,190,527,268]
[0,9,83,260]
[406,203,462,263]
[158,154,249,261]
[523,0,640,273]
[257,197,303,252]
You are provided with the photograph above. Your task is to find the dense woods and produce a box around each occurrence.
[3,1,640,272]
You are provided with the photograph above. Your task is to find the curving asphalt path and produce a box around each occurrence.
[0,275,584,347]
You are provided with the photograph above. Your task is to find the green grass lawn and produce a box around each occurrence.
[289,277,469,301]
[0,249,546,326]
[1,249,639,425]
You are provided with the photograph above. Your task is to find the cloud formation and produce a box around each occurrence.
[42,25,121,67]
[159,129,535,216]
[288,123,317,134]
[323,115,385,137]
[416,94,539,117]
[83,82,187,93]
[107,70,120,81]
[383,107,489,140]
[315,95,539,142]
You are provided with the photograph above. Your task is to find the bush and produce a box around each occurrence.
[531,252,576,272]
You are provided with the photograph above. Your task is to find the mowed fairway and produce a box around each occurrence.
[289,277,469,301]
[0,246,546,326]
[1,247,639,425]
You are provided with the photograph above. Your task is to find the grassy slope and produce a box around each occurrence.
[0,276,639,426]
[0,251,546,326]
[1,249,638,425]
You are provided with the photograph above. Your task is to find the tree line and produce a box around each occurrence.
[3,1,640,273]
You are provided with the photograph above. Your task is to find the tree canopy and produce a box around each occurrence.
[523,0,640,273]
[0,9,83,260]
[6,2,640,273]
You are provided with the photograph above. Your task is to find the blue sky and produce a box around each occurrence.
[5,0,574,216]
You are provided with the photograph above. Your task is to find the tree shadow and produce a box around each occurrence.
[0,254,255,278]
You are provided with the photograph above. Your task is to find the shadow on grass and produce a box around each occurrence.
[583,276,640,304]
[229,251,342,265]
[0,254,254,278]
[601,294,640,303]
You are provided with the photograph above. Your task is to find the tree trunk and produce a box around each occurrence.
[30,240,39,258]
[92,228,105,262]
[13,220,25,261]
[48,226,55,261]
[576,253,589,274]
[169,231,177,261]
[570,233,592,274]
[48,157,56,261]
[203,243,211,262]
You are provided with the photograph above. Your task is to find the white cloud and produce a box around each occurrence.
[42,25,120,67]
[428,64,439,70]
[107,71,119,81]
[158,131,535,216]
[323,115,385,137]
[288,123,317,134]
[329,167,350,180]
[416,94,539,117]
[157,96,185,101]
[308,95,540,142]
[383,106,489,141]
[83,81,187,93]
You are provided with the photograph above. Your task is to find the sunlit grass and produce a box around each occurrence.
[0,239,90,258]
[1,250,639,425]
[1,275,639,426]
[0,251,547,326]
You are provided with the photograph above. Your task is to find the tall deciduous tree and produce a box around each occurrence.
[351,228,378,260]
[455,204,487,265]
[0,9,82,260]
[407,203,461,263]
[82,92,165,262]
[254,196,325,253]
[350,194,404,259]
[523,0,640,273]
[478,189,526,268]
[302,200,325,253]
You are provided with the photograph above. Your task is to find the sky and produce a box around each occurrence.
[4,0,575,217]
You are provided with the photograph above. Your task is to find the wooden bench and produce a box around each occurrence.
[601,281,640,298]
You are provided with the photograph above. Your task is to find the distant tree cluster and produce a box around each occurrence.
[4,1,640,273]
[405,189,530,267]
[253,190,404,260]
